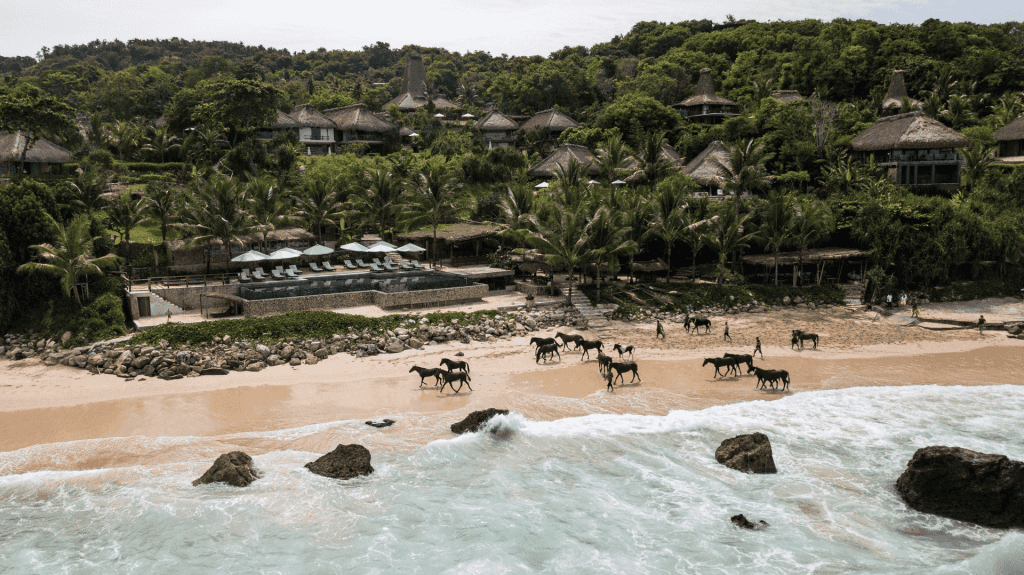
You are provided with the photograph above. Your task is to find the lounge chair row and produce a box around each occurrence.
[342,258,426,272]
[239,263,336,283]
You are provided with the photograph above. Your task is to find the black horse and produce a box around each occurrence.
[439,371,473,393]
[597,351,612,374]
[703,357,739,378]
[691,318,712,334]
[535,343,561,363]
[530,336,556,348]
[612,343,634,359]
[409,365,444,387]
[752,367,790,391]
[608,361,641,384]
[792,330,819,349]
[440,358,470,372]
[578,340,604,360]
[724,353,754,373]
[556,332,584,350]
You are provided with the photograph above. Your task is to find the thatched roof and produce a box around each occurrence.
[527,144,600,178]
[623,143,683,170]
[386,54,457,111]
[0,132,73,164]
[674,68,735,107]
[323,103,395,133]
[520,108,579,132]
[770,90,806,103]
[397,221,506,243]
[881,70,923,112]
[630,259,669,273]
[290,104,335,128]
[475,110,519,131]
[742,247,870,266]
[851,111,970,151]
[994,115,1024,141]
[681,140,731,186]
[270,110,300,129]
[399,126,416,137]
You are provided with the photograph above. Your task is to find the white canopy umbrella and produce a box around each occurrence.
[366,245,394,253]
[434,113,444,118]
[338,242,368,252]
[534,182,550,189]
[587,180,599,185]
[367,240,398,250]
[396,243,427,253]
[230,250,269,263]
[302,244,334,256]
[409,132,420,137]
[461,113,476,118]
[611,180,626,186]
[267,248,302,260]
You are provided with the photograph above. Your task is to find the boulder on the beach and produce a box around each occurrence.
[305,444,374,480]
[192,451,261,487]
[365,419,395,428]
[895,446,1024,528]
[715,433,777,474]
[200,367,230,376]
[730,514,769,530]
[1006,322,1024,336]
[451,408,510,435]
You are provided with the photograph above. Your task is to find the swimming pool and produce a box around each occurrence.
[239,270,475,301]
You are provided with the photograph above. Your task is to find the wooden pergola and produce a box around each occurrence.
[741,247,870,285]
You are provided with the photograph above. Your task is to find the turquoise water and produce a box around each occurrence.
[2,385,1022,574]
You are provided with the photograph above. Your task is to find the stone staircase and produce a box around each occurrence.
[567,287,611,330]
[145,291,185,316]
[838,282,867,311]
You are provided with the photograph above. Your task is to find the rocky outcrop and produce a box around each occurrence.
[192,451,261,487]
[895,446,1024,528]
[715,433,777,474]
[451,408,509,435]
[365,419,395,428]
[305,444,374,480]
[730,514,769,530]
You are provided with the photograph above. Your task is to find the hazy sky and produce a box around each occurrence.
[4,0,1023,59]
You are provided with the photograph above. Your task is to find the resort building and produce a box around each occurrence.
[851,111,969,188]
[672,68,738,124]
[881,70,923,117]
[526,143,600,179]
[0,131,73,175]
[323,103,396,149]
[519,108,579,139]
[993,115,1024,165]
[681,140,731,196]
[290,104,337,156]
[386,53,457,112]
[255,111,301,141]
[474,110,520,148]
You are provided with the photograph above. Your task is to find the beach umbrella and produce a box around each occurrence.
[267,248,302,260]
[302,244,334,256]
[230,250,269,263]
[434,113,444,118]
[409,132,420,137]
[534,182,550,189]
[461,113,475,119]
[368,240,398,250]
[611,180,626,186]
[366,244,394,253]
[587,180,599,185]
[338,242,368,252]
[396,243,427,253]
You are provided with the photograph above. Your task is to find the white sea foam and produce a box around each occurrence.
[1,385,1022,574]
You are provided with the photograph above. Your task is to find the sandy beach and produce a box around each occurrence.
[2,300,1022,469]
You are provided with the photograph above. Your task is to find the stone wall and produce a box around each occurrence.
[241,283,488,316]
[154,284,239,311]
[515,281,561,297]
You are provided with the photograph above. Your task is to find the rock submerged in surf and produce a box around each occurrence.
[450,408,510,435]
[895,446,1024,528]
[305,444,374,480]
[715,433,777,474]
[192,451,262,487]
[730,514,769,530]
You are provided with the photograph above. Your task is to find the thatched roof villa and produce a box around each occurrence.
[527,143,600,178]
[852,111,969,187]
[672,68,738,124]
[0,131,73,175]
[993,115,1024,165]
[386,54,457,112]
[681,140,731,195]
[291,104,336,155]
[474,110,520,148]
[520,108,579,135]
[881,70,923,116]
[323,103,396,148]
[256,110,301,140]
[623,142,684,171]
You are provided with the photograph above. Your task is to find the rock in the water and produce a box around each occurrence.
[365,419,395,428]
[731,514,769,530]
[451,408,510,435]
[895,446,1024,528]
[305,444,374,480]
[192,451,261,487]
[715,433,777,474]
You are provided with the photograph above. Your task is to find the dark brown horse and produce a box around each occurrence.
[556,332,584,350]
[578,340,604,360]
[691,318,712,334]
[439,370,473,393]
[530,336,556,348]
[703,357,739,378]
[724,353,754,373]
[409,365,444,387]
[608,361,641,384]
[597,351,612,374]
[440,358,470,372]
[792,330,819,349]
[535,343,561,363]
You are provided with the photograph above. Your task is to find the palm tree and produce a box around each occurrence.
[527,205,592,303]
[406,158,466,267]
[68,171,109,217]
[585,206,637,302]
[653,179,691,282]
[707,209,754,284]
[553,157,588,209]
[295,175,344,245]
[713,139,775,218]
[17,213,119,306]
[596,133,629,184]
[182,176,253,271]
[635,130,675,189]
[791,199,835,285]
[960,145,992,191]
[352,169,405,242]
[108,119,140,162]
[144,182,180,243]
[105,190,149,248]
[754,190,795,286]
[183,125,229,166]
[249,175,292,251]
[620,190,655,284]
[679,197,714,282]
[499,181,538,249]
[142,124,181,163]
[943,95,973,130]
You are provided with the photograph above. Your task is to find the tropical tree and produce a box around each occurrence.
[753,191,796,286]
[707,209,754,284]
[0,83,75,174]
[183,124,229,166]
[248,175,292,251]
[596,133,629,183]
[679,197,714,282]
[144,182,180,243]
[712,139,775,217]
[107,119,140,161]
[960,145,992,191]
[635,130,675,188]
[585,206,637,302]
[498,181,538,249]
[620,189,656,284]
[105,190,149,248]
[67,171,109,217]
[653,177,694,281]
[182,176,253,271]
[295,175,343,245]
[791,199,835,285]
[406,158,466,267]
[142,124,181,163]
[352,169,405,241]
[16,213,119,306]
[527,205,592,303]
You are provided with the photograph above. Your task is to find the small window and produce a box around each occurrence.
[310,127,321,141]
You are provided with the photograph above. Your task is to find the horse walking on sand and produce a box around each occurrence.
[791,330,819,349]
[409,366,444,387]
[691,318,712,334]
[440,358,470,372]
[608,361,641,385]
[751,367,790,391]
[612,343,634,359]
[597,351,613,375]
[535,343,561,363]
[530,336,556,348]
[703,357,739,378]
[556,332,584,350]
[439,371,473,393]
[578,340,604,360]
[723,353,754,373]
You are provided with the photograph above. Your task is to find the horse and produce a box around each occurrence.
[578,340,604,360]
[724,353,754,373]
[691,318,712,334]
[530,336,556,348]
[597,351,612,375]
[792,330,819,349]
[703,357,739,378]
[751,367,790,391]
[409,365,444,387]
[556,332,584,350]
[440,358,470,372]
[535,343,561,363]
[612,343,634,359]
[608,361,641,384]
[438,370,473,393]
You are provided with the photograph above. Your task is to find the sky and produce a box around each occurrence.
[3,0,1023,59]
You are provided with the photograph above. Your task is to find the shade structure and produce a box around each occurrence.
[461,113,475,118]
[365,245,394,253]
[230,250,269,263]
[409,132,420,137]
[367,240,398,250]
[396,243,427,253]
[587,180,599,184]
[267,248,302,260]
[434,113,444,118]
[534,182,550,189]
[338,242,368,252]
[302,244,334,256]
[611,180,626,185]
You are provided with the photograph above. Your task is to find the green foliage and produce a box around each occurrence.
[610,303,642,320]
[926,279,1023,303]
[119,162,187,173]
[602,282,844,314]
[596,93,678,146]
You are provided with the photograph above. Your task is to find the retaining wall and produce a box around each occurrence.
[154,284,240,310]
[241,283,489,316]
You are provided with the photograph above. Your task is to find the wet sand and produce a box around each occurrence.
[1,305,1022,470]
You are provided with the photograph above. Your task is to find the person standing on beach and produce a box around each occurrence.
[900,293,907,307]
[886,294,893,309]
[753,337,763,358]
[656,320,665,339]
[911,301,920,318]
[723,321,732,342]
[978,314,986,335]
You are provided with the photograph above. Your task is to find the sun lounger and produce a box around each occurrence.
[372,258,383,266]
[383,262,398,271]
[399,261,414,270]
[355,259,370,268]
[285,268,300,279]
[271,268,286,280]
[344,279,353,285]
[309,262,323,272]
[368,263,385,272]
[287,264,302,276]
[251,269,266,281]
[344,260,358,270]
[239,270,252,283]
[410,260,426,270]
[322,261,336,271]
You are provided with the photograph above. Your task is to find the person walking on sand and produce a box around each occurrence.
[723,321,732,342]
[978,314,986,335]
[656,320,665,339]
[753,337,763,358]
[911,301,920,318]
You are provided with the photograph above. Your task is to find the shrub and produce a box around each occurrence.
[926,279,1023,303]
[120,162,187,174]
[610,304,642,320]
